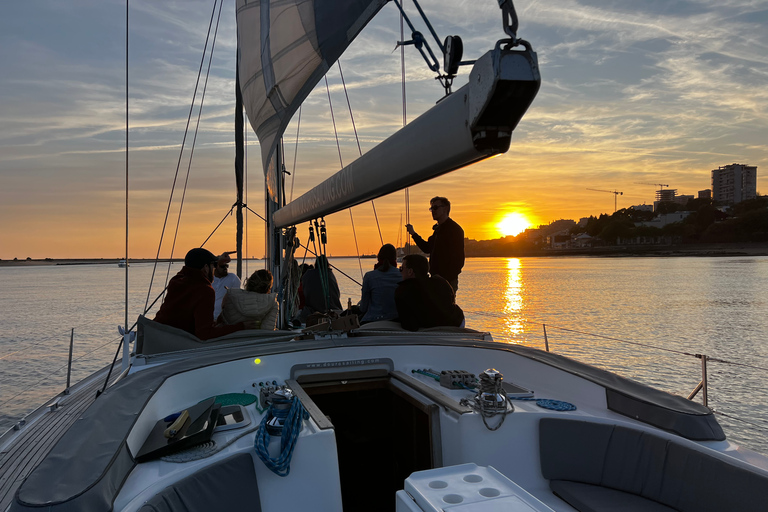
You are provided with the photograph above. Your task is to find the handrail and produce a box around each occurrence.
[465,309,768,439]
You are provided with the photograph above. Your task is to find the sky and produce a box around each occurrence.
[1,0,766,260]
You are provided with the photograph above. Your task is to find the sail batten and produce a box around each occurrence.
[236,0,389,196]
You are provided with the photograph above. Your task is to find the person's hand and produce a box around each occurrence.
[243,320,260,329]
[405,223,415,236]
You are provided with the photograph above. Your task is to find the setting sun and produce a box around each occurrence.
[497,212,531,237]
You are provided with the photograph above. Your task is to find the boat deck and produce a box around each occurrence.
[0,364,120,511]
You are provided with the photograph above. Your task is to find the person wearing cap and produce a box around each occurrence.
[153,248,254,340]
[212,251,241,321]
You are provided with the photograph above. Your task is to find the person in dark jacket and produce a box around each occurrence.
[406,196,465,292]
[299,255,342,322]
[153,248,254,340]
[394,254,464,331]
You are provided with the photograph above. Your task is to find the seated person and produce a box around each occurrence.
[359,244,401,323]
[153,248,252,340]
[220,269,278,329]
[300,256,342,323]
[212,251,241,321]
[395,254,464,331]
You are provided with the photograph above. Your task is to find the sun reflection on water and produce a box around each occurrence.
[503,258,525,337]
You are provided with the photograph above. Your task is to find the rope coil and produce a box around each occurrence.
[254,393,308,477]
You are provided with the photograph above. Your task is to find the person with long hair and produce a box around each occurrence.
[219,268,279,329]
[359,244,401,323]
[299,256,342,322]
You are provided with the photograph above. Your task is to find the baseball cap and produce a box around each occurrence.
[184,248,218,269]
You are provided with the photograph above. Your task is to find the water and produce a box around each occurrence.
[1,257,767,454]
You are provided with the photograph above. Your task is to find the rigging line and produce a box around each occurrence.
[296,240,362,287]
[244,110,248,276]
[0,337,122,411]
[337,61,383,246]
[0,312,116,361]
[705,357,768,373]
[544,324,722,359]
[163,0,224,290]
[289,106,301,203]
[324,74,363,278]
[314,219,329,310]
[400,9,411,253]
[337,61,363,157]
[712,409,768,431]
[348,209,365,280]
[143,0,220,312]
[244,204,267,223]
[324,76,344,169]
[464,308,768,371]
[199,204,237,248]
[125,0,129,338]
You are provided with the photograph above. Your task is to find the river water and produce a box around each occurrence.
[1,256,767,454]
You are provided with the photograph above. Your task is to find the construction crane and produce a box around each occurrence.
[635,182,669,191]
[587,188,623,213]
[635,182,675,202]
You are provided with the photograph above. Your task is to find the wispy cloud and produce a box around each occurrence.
[0,0,766,258]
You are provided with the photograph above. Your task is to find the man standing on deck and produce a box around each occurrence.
[406,196,465,292]
[153,248,255,340]
[212,251,241,321]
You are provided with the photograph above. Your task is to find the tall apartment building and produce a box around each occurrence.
[711,163,757,204]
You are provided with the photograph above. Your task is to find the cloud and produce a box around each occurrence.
[1,0,767,258]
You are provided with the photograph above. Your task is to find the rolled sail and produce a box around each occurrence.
[236,0,388,194]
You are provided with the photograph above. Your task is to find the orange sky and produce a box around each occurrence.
[1,1,765,260]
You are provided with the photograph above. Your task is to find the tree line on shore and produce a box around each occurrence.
[463,195,768,257]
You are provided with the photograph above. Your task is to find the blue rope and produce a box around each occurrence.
[508,396,577,411]
[254,395,309,476]
[413,369,440,381]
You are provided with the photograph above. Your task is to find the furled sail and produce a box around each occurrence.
[236,0,388,199]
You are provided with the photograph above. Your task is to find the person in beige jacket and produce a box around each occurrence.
[219,269,279,329]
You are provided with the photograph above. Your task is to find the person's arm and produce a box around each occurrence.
[194,288,244,340]
[406,224,432,254]
[359,273,371,314]
[260,297,279,330]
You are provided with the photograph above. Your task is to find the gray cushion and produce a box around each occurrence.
[551,481,676,512]
[138,453,260,512]
[136,315,293,355]
[540,418,768,512]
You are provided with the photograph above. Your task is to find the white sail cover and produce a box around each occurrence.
[236,0,388,196]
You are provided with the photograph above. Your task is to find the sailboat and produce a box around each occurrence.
[4,1,768,511]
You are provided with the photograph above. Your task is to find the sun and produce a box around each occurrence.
[497,212,531,237]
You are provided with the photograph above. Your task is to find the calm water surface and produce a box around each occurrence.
[1,257,767,454]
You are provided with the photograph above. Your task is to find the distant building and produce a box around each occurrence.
[573,233,593,248]
[711,163,757,204]
[698,189,711,200]
[631,204,654,212]
[674,194,694,206]
[637,212,692,229]
[653,188,677,211]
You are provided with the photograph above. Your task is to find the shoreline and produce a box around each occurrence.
[2,242,768,267]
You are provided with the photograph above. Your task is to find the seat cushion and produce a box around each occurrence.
[551,481,677,512]
[138,453,260,512]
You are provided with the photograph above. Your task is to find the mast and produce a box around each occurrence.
[265,145,284,326]
[234,65,245,278]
